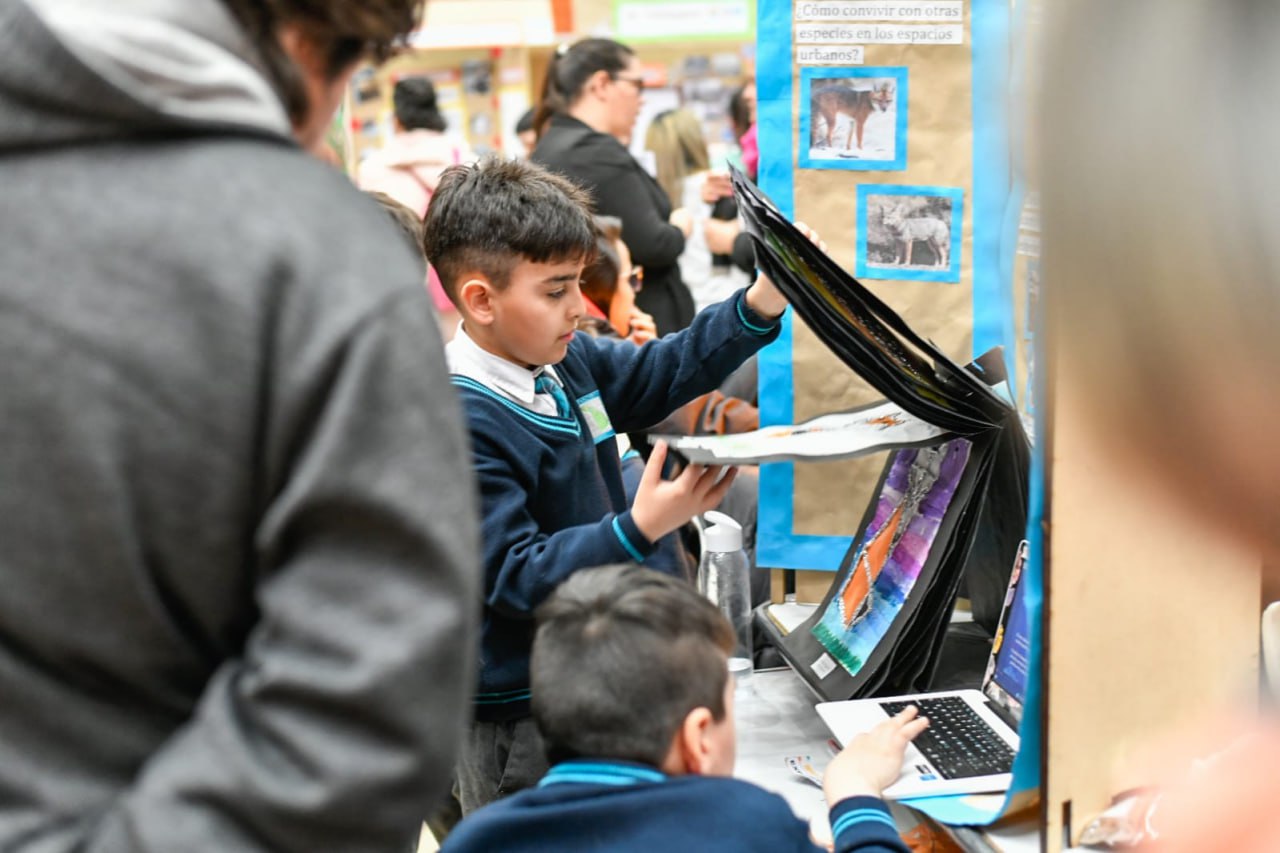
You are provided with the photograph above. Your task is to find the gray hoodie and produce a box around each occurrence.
[0,2,480,851]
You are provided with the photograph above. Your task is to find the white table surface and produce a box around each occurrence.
[732,667,833,819]
[733,666,1046,853]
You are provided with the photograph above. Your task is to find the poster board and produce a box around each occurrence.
[755,0,1013,573]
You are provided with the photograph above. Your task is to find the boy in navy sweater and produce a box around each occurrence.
[442,565,928,853]
[424,157,794,812]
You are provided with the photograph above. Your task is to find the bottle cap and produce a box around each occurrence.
[702,510,743,553]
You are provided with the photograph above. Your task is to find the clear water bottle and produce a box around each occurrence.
[698,510,753,690]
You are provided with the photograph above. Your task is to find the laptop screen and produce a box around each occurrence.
[982,540,1032,724]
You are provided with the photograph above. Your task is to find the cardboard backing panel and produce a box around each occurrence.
[1044,373,1260,850]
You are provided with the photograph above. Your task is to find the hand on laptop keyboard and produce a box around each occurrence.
[823,705,931,801]
[880,697,1015,780]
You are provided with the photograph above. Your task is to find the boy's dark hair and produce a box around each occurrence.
[533,38,635,135]
[422,156,596,302]
[219,0,420,126]
[580,215,622,310]
[393,77,447,132]
[366,191,425,260]
[531,565,735,767]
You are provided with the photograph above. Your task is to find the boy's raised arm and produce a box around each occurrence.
[580,289,782,433]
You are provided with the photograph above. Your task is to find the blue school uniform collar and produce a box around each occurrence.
[538,759,667,788]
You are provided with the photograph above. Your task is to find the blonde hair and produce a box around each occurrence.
[1041,0,1280,543]
[645,109,711,208]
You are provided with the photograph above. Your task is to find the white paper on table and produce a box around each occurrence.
[655,400,948,465]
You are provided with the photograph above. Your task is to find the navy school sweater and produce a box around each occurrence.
[452,291,780,720]
[441,760,911,853]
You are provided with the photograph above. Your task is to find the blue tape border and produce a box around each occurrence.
[798,67,908,171]
[970,0,1013,360]
[855,184,964,283]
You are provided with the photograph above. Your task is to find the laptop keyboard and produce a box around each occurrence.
[879,697,1015,780]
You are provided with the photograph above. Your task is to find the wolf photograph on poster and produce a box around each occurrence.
[800,67,908,171]
[857,185,964,283]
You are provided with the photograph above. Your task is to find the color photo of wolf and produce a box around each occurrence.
[865,194,952,270]
[808,78,897,162]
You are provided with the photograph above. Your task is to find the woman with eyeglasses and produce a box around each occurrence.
[532,38,698,336]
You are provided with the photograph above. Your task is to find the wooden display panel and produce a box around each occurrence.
[1041,365,1260,850]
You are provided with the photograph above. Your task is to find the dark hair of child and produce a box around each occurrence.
[530,564,734,766]
[422,156,598,302]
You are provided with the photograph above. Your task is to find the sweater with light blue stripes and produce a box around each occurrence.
[441,760,910,853]
[452,290,779,720]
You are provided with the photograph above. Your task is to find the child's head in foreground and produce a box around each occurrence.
[422,156,597,369]
[531,564,738,775]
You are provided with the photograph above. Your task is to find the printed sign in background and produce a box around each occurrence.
[615,0,756,42]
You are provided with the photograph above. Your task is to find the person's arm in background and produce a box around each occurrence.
[705,218,756,275]
[705,189,756,275]
[729,230,756,275]
[88,290,482,853]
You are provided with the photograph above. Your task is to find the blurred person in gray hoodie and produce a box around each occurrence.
[0,1,480,851]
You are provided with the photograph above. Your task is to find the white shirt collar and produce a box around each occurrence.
[445,323,561,406]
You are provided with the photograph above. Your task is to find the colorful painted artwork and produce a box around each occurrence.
[812,439,972,675]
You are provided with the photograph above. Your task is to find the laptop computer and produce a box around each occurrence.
[815,540,1032,799]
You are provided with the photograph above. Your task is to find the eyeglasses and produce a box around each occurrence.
[613,74,646,94]
[628,266,644,293]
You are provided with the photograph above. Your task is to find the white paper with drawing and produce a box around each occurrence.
[656,400,948,465]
